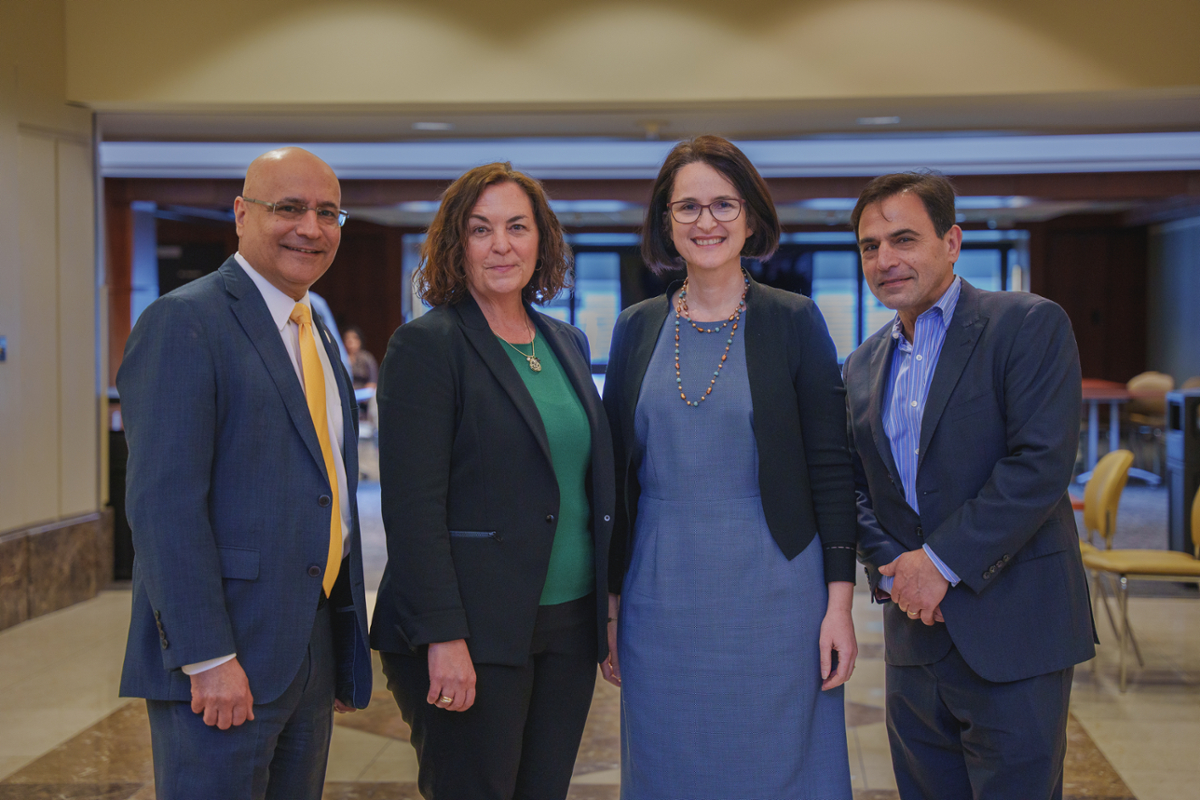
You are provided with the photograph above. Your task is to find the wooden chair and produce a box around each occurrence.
[1081,482,1200,691]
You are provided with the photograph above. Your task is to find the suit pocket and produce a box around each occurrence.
[448,530,498,540]
[947,392,993,422]
[1011,520,1072,564]
[217,546,260,580]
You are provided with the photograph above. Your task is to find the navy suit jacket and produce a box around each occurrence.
[117,256,372,708]
[844,280,1096,683]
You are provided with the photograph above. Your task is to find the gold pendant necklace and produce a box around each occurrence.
[501,322,542,372]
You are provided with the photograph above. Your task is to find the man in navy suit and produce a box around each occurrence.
[117,147,372,800]
[843,172,1095,799]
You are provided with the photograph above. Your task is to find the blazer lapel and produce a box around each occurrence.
[621,292,671,450]
[917,280,986,473]
[222,260,330,476]
[313,310,359,501]
[454,297,554,468]
[866,329,903,488]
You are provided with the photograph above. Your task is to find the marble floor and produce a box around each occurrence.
[3,468,1197,799]
[1,580,1197,800]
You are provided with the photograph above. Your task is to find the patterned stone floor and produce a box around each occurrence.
[0,590,1160,800]
[2,474,1196,798]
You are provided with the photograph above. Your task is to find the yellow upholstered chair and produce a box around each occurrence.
[1126,371,1174,419]
[1082,482,1200,691]
[1077,450,1138,666]
[1126,371,1174,477]
[1079,449,1134,552]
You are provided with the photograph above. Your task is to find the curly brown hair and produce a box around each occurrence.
[414,163,572,307]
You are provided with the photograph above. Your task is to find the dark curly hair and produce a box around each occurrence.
[641,136,781,275]
[415,162,572,306]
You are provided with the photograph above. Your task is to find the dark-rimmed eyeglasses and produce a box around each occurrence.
[243,197,349,228]
[666,198,744,224]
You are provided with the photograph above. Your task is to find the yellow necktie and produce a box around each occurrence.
[290,303,342,596]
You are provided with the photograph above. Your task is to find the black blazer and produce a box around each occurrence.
[603,277,857,593]
[369,296,615,666]
[845,280,1096,683]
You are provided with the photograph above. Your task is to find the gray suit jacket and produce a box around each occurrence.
[117,256,372,707]
[844,280,1096,683]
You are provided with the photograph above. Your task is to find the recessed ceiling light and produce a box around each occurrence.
[857,116,901,126]
[412,121,454,131]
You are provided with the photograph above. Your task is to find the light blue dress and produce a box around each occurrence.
[618,311,852,799]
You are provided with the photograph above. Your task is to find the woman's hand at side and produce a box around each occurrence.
[427,639,477,712]
[819,581,857,691]
[600,593,621,687]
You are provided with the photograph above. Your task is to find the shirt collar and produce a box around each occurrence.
[234,252,310,333]
[889,275,962,341]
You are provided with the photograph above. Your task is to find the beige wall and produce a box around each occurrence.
[64,0,1200,108]
[0,0,100,534]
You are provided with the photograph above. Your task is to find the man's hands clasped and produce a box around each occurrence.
[879,549,949,626]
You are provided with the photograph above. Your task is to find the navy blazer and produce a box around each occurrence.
[844,279,1096,683]
[604,277,858,593]
[117,257,372,708]
[370,296,615,666]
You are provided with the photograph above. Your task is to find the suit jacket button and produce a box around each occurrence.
[308,565,322,577]
[154,610,162,620]
[319,495,332,508]
[545,514,555,523]
[916,525,923,538]
[160,639,169,649]
[1003,554,1010,561]
[604,515,611,522]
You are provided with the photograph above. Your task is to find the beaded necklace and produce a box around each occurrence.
[674,269,749,407]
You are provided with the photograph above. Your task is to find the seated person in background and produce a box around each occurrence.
[343,326,378,390]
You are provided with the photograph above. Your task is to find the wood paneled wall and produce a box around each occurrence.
[105,204,414,380]
[308,222,413,363]
[1029,215,1149,382]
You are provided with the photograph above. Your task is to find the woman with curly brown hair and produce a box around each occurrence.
[370,162,615,800]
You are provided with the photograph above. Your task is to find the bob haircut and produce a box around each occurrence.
[414,162,572,307]
[850,171,958,240]
[641,136,781,275]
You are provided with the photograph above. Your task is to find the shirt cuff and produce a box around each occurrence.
[181,653,236,675]
[923,544,961,586]
[878,574,894,592]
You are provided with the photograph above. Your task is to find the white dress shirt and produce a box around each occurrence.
[182,254,353,676]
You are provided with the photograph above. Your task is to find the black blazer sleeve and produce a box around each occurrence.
[603,307,634,594]
[374,314,471,648]
[783,300,858,583]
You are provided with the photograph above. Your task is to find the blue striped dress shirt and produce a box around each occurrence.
[877,276,962,592]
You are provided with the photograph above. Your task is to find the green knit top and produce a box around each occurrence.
[498,332,594,605]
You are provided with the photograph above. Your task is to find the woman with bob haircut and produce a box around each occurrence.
[370,162,615,800]
[602,136,857,798]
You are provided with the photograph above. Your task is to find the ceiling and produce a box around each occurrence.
[97,90,1200,228]
[96,90,1200,143]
